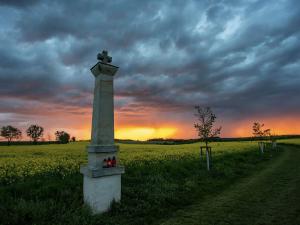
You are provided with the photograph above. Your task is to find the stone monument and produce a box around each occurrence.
[80,50,125,214]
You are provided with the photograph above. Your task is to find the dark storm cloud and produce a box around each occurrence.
[0,0,300,123]
[0,0,39,8]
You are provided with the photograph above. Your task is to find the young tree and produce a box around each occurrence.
[71,136,76,142]
[26,125,44,143]
[252,122,270,138]
[194,106,222,148]
[252,122,271,153]
[194,106,222,171]
[0,125,22,145]
[55,131,70,144]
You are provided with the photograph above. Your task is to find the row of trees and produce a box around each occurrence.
[194,106,276,145]
[194,106,278,170]
[0,125,75,145]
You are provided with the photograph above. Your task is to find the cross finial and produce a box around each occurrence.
[97,50,112,64]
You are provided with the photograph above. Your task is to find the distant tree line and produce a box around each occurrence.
[0,124,76,145]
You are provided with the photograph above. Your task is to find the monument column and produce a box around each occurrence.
[80,50,124,214]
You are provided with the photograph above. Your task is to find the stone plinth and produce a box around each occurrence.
[81,165,125,213]
[83,174,121,213]
[81,51,124,214]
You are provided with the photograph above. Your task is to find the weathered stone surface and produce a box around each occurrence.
[81,51,124,214]
[90,73,115,146]
[97,50,112,63]
[83,175,121,213]
[81,165,125,178]
[87,145,119,153]
[90,62,118,78]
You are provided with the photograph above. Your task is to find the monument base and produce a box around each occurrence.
[83,174,121,214]
[81,166,125,214]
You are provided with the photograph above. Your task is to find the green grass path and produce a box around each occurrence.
[160,145,300,225]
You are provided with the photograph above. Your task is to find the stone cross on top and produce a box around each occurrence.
[97,50,112,64]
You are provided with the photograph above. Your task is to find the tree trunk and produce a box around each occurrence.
[7,138,12,146]
[259,142,264,154]
[205,141,210,171]
[206,148,210,171]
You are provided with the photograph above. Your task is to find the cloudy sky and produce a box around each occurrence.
[0,0,299,140]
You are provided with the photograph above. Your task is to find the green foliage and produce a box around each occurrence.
[0,125,22,145]
[0,141,283,225]
[55,131,71,144]
[26,125,44,143]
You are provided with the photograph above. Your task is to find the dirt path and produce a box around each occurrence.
[160,145,300,225]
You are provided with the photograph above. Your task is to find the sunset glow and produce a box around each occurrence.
[230,117,300,138]
[2,111,299,141]
[115,127,177,141]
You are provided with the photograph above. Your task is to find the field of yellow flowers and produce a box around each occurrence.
[0,141,286,225]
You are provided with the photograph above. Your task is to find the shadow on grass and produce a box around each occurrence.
[0,147,280,225]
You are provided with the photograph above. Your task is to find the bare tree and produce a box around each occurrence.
[26,125,44,144]
[0,125,22,145]
[194,106,221,170]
